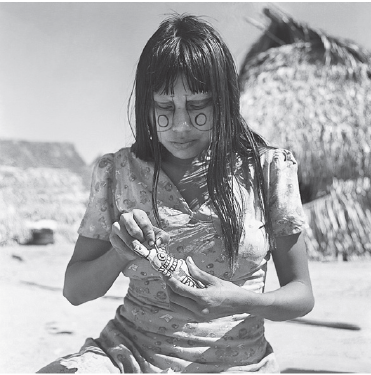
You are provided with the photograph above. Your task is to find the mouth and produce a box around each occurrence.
[170,140,196,150]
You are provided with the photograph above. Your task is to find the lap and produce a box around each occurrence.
[37,338,120,374]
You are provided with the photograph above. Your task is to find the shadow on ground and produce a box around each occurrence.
[282,369,352,374]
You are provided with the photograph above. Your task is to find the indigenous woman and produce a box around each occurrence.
[38,13,314,373]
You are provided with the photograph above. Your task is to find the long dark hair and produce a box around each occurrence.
[130,13,273,271]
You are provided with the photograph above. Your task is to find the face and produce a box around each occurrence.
[153,76,213,160]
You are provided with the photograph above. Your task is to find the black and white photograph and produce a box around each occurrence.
[1,2,370,373]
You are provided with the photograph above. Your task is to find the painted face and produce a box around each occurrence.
[153,76,213,160]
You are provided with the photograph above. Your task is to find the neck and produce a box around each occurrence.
[162,149,196,168]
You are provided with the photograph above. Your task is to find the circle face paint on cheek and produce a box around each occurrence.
[158,115,169,128]
[195,113,207,126]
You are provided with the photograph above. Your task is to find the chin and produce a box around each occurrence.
[171,150,199,159]
[160,138,210,160]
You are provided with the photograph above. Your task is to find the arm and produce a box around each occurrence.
[64,209,170,306]
[63,235,134,305]
[266,232,314,320]
[240,232,314,320]
[166,232,314,321]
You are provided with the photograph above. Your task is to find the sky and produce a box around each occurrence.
[1,2,371,164]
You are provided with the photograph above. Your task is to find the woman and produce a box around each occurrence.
[38,13,314,373]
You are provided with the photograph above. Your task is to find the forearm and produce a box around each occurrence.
[63,247,127,305]
[241,281,314,321]
[170,234,314,321]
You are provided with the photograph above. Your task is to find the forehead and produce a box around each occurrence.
[154,76,211,100]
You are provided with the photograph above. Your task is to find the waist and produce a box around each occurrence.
[116,293,265,341]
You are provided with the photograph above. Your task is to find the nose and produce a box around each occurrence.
[171,107,192,132]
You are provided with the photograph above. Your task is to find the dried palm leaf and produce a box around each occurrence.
[0,166,89,246]
[239,7,371,258]
[302,177,371,259]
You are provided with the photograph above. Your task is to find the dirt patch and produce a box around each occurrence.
[0,244,370,373]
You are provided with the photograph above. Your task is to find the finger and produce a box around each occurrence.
[111,221,131,245]
[132,209,155,245]
[201,307,210,315]
[166,274,201,300]
[133,209,155,245]
[167,283,209,318]
[186,257,216,286]
[111,221,145,253]
[119,211,146,242]
[110,225,138,262]
[111,223,152,261]
[153,227,170,247]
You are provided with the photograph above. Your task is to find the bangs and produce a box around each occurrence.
[150,39,213,94]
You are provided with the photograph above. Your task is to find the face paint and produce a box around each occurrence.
[153,76,213,159]
[158,115,169,128]
[195,113,207,127]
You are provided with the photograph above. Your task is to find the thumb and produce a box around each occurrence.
[152,226,170,247]
[186,256,216,286]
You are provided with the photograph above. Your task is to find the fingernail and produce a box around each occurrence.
[187,256,194,264]
[148,240,154,247]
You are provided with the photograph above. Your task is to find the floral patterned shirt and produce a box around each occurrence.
[77,147,306,373]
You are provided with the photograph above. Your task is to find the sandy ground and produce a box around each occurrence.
[0,243,371,374]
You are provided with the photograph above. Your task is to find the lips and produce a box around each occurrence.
[170,140,196,150]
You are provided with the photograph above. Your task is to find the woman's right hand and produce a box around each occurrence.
[64,208,170,305]
[110,209,170,262]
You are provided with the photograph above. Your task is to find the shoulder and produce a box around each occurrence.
[258,146,298,170]
[90,148,134,185]
[94,147,154,190]
[94,147,136,169]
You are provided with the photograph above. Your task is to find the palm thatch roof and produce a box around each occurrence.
[303,178,371,260]
[0,139,91,187]
[0,166,89,245]
[0,140,91,245]
[239,7,371,259]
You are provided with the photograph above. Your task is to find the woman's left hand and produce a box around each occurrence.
[166,257,248,320]
[167,233,314,322]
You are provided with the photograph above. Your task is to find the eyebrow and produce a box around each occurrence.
[154,92,211,99]
[154,96,210,101]
[153,98,213,108]
[186,97,212,104]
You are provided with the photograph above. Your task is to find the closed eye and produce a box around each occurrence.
[187,98,212,111]
[155,102,174,111]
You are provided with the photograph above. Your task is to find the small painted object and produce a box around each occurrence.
[131,240,205,288]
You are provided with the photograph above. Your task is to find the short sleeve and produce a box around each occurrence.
[262,149,306,237]
[78,154,116,241]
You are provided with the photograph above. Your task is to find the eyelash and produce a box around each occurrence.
[156,105,173,111]
[155,103,210,111]
[188,104,206,111]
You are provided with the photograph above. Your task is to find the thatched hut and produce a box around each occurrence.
[239,7,371,260]
[0,140,90,245]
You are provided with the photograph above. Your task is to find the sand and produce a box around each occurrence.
[1,243,370,373]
